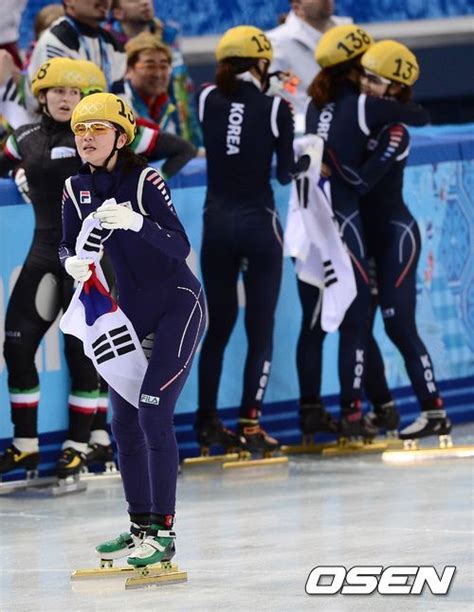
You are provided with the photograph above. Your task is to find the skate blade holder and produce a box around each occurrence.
[51,473,87,496]
[222,454,288,469]
[71,559,179,580]
[321,438,387,457]
[281,439,339,455]
[125,561,187,589]
[182,451,242,467]
[0,472,56,494]
[383,437,474,463]
[80,462,120,482]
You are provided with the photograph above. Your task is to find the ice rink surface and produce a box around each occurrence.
[0,425,473,612]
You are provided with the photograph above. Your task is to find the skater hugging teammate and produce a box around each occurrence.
[61,92,206,567]
[332,39,451,443]
[294,26,450,445]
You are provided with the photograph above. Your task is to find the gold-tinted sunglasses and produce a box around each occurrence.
[362,69,392,86]
[72,121,116,137]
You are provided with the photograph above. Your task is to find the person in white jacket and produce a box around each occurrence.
[267,0,351,125]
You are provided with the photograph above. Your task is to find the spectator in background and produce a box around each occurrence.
[24,3,66,69]
[0,50,31,149]
[267,0,351,124]
[124,33,197,177]
[108,0,160,43]
[125,33,175,134]
[26,0,126,110]
[107,0,202,146]
[0,0,28,69]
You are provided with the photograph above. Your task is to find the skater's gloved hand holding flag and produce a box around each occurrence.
[284,135,357,332]
[60,213,148,408]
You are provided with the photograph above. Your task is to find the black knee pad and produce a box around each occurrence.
[4,336,38,389]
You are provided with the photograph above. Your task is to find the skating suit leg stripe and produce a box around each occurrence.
[335,209,369,284]
[391,219,417,288]
[159,286,204,392]
[335,209,365,258]
[265,207,284,249]
[310,288,323,330]
[176,286,202,359]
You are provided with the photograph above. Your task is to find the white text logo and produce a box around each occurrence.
[305,565,456,595]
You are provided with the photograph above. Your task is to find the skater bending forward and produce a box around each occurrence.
[60,93,206,567]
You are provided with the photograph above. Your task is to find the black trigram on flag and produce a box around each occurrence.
[92,325,136,364]
[295,176,310,208]
[83,228,103,254]
[323,260,337,287]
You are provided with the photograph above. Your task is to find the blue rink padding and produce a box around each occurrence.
[0,125,473,470]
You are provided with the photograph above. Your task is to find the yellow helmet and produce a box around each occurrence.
[362,40,419,86]
[71,93,136,144]
[216,25,273,62]
[76,60,107,94]
[31,57,89,97]
[315,24,373,68]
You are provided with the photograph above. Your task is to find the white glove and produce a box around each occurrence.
[94,198,144,232]
[65,256,93,282]
[14,167,32,204]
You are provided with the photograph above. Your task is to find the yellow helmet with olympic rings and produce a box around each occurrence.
[75,60,107,94]
[31,57,89,97]
[71,93,136,144]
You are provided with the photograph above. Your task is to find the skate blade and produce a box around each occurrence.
[281,441,338,455]
[0,475,56,494]
[125,564,187,589]
[382,443,474,464]
[51,476,87,496]
[322,441,387,457]
[222,456,289,469]
[71,562,178,580]
[80,466,121,482]
[183,452,241,466]
[383,437,403,449]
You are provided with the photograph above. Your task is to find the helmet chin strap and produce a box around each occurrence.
[88,130,121,171]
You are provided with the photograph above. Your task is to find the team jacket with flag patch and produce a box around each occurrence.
[59,162,191,297]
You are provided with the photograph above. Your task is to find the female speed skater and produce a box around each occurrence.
[60,92,206,567]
